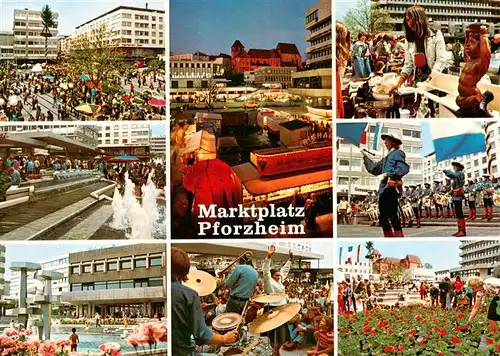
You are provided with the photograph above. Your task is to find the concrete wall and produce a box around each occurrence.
[61,286,165,304]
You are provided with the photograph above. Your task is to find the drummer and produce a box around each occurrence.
[224,253,258,314]
[422,183,433,219]
[171,247,238,355]
[263,245,293,353]
[443,162,466,237]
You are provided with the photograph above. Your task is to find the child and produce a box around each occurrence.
[69,327,79,352]
[307,317,333,356]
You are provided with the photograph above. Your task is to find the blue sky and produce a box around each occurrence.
[420,122,433,156]
[0,1,165,34]
[336,0,357,21]
[170,0,317,56]
[338,241,461,271]
[311,241,333,268]
[3,243,130,279]
[150,124,165,137]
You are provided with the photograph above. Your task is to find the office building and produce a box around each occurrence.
[373,0,500,37]
[253,66,296,88]
[337,122,423,200]
[150,135,166,156]
[72,5,165,61]
[169,54,225,90]
[288,0,332,107]
[62,244,166,318]
[13,8,59,61]
[0,33,14,61]
[459,240,500,278]
[423,122,500,184]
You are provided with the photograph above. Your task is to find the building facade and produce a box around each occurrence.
[337,260,380,282]
[230,40,302,74]
[169,54,225,90]
[288,0,332,107]
[423,122,500,184]
[150,135,166,156]
[0,33,14,61]
[253,66,296,88]
[0,246,5,296]
[8,254,68,300]
[72,5,165,61]
[62,244,166,319]
[1,125,100,148]
[57,35,70,54]
[373,0,500,37]
[98,123,150,157]
[337,122,423,201]
[12,8,59,61]
[459,240,500,279]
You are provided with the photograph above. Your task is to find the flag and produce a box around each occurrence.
[429,121,486,163]
[346,246,353,264]
[372,123,382,150]
[339,247,343,265]
[337,123,368,147]
[355,245,361,263]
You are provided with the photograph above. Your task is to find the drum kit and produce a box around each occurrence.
[183,256,301,356]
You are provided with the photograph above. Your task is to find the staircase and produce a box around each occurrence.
[376,289,422,306]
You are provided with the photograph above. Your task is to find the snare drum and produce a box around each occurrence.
[223,336,273,356]
[212,313,242,334]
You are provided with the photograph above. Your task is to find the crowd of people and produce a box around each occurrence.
[0,64,166,122]
[103,160,166,191]
[172,245,333,356]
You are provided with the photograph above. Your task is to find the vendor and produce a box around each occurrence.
[467,275,500,333]
[389,6,448,94]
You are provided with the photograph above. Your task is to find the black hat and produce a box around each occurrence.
[483,174,491,179]
[433,180,440,183]
[424,183,430,186]
[452,161,464,171]
[409,185,416,188]
[381,133,402,146]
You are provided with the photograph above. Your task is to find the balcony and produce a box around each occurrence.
[306,54,331,66]
[306,26,331,42]
[61,286,165,304]
[306,39,332,54]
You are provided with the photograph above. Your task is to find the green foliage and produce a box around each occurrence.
[365,241,375,260]
[344,0,394,38]
[386,265,411,284]
[146,59,164,76]
[40,5,55,31]
[452,42,464,67]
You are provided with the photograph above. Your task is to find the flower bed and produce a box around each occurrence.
[339,305,500,355]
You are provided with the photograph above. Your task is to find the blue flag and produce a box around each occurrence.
[337,123,368,147]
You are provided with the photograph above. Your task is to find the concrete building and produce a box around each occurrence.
[13,8,59,61]
[374,0,500,37]
[337,260,380,282]
[150,135,166,156]
[169,54,225,90]
[337,122,423,200]
[98,123,150,158]
[72,5,165,61]
[409,267,436,282]
[0,32,14,61]
[459,240,500,279]
[287,0,332,108]
[1,125,100,148]
[62,244,166,318]
[253,66,296,88]
[0,246,5,296]
[57,35,70,54]
[8,254,68,300]
[423,122,500,184]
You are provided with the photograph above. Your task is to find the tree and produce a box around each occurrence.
[68,24,130,87]
[196,78,220,110]
[365,241,375,260]
[40,5,55,64]
[344,0,393,38]
[385,265,411,284]
[146,59,164,82]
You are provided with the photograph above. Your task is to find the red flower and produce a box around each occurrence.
[409,329,417,335]
[370,329,377,337]
[384,346,394,353]
[496,344,500,352]
[457,313,464,319]
[438,353,444,356]
[396,345,404,353]
[362,325,371,334]
[416,315,423,321]
[438,329,447,337]
[487,338,495,345]
[450,336,460,344]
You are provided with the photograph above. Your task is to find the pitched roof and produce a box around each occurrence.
[234,51,249,58]
[406,254,422,265]
[248,49,279,58]
[276,42,300,55]
[232,40,244,48]
[382,257,401,264]
[372,249,381,256]
[279,119,309,131]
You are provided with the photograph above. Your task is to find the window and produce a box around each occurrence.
[83,265,91,273]
[171,81,178,89]
[82,283,93,291]
[149,277,163,287]
[120,260,132,269]
[71,266,79,275]
[71,284,82,292]
[95,282,106,290]
[187,81,194,88]
[120,280,134,289]
[107,281,120,290]
[107,262,117,271]
[339,159,350,166]
[134,279,149,288]
[134,258,147,268]
[94,264,104,272]
[150,256,162,266]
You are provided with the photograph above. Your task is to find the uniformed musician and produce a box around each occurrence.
[422,183,433,219]
[443,162,466,237]
[409,185,422,228]
[441,179,453,218]
[433,180,443,219]
[401,186,411,227]
[465,180,477,220]
[362,133,410,238]
[482,175,494,221]
[416,184,424,220]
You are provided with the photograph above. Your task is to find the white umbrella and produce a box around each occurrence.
[60,83,68,90]
[31,64,43,73]
[8,96,18,106]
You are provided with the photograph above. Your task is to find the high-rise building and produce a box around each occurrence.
[72,5,165,61]
[150,135,166,156]
[98,123,151,158]
[0,32,14,61]
[337,122,423,200]
[373,0,500,37]
[423,122,500,184]
[459,240,500,278]
[288,0,332,108]
[8,254,69,300]
[12,8,59,61]
[0,125,100,148]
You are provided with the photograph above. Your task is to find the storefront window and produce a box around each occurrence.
[95,282,106,290]
[71,283,81,291]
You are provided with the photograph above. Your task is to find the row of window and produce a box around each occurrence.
[387,6,494,15]
[70,277,163,292]
[310,19,331,34]
[171,62,217,69]
[70,256,162,275]
[310,34,332,47]
[101,139,149,145]
[306,10,318,24]
[308,48,331,60]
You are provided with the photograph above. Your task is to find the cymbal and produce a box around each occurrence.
[251,293,286,304]
[182,269,217,297]
[249,303,301,334]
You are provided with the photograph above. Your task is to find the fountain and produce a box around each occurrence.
[110,171,166,239]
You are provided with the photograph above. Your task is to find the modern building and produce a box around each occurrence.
[337,122,423,201]
[8,254,69,300]
[230,41,302,74]
[169,53,225,90]
[98,123,151,157]
[57,35,70,54]
[373,0,500,37]
[72,5,165,61]
[0,246,5,296]
[459,240,500,279]
[0,32,14,61]
[62,244,166,319]
[423,122,500,184]
[12,8,59,61]
[253,66,296,88]
[275,241,312,253]
[1,125,100,148]
[150,135,166,156]
[337,260,380,282]
[287,0,332,107]
[409,268,436,283]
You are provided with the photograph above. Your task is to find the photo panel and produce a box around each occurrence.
[170,0,333,238]
[171,240,334,356]
[0,122,166,240]
[336,120,500,238]
[336,0,500,119]
[0,0,166,122]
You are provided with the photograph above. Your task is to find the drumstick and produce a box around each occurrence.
[361,148,376,156]
[241,339,261,355]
